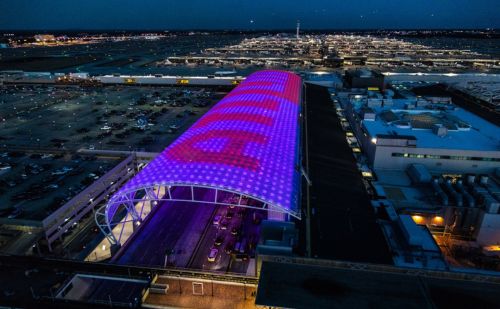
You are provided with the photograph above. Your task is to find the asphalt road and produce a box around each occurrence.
[116,203,206,267]
[189,205,264,274]
[188,205,237,271]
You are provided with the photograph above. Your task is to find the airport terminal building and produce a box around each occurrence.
[341,90,500,174]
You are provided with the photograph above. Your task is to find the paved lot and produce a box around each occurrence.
[0,84,225,153]
[0,34,245,74]
[256,261,500,309]
[0,152,116,221]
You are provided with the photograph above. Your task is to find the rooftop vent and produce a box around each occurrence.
[432,124,448,137]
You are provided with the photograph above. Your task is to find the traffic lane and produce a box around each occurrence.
[225,208,261,273]
[128,202,198,266]
[168,204,216,267]
[117,200,198,266]
[189,207,226,270]
[115,186,191,264]
[228,208,266,273]
[189,205,231,271]
[192,205,248,273]
[64,217,101,256]
[168,189,220,267]
[117,186,216,267]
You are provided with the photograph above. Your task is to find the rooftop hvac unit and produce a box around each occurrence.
[398,215,423,247]
[466,174,476,185]
[444,178,463,207]
[479,175,489,186]
[455,180,475,208]
[484,197,500,214]
[407,164,431,184]
[432,124,448,137]
[150,284,169,294]
[432,178,449,206]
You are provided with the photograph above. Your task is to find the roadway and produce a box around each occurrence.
[188,204,264,274]
[115,188,213,267]
[110,185,263,275]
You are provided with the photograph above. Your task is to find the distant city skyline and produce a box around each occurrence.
[1,0,499,30]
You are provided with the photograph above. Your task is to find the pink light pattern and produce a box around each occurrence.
[107,70,302,218]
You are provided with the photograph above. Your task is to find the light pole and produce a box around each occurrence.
[303,82,312,258]
[163,254,168,267]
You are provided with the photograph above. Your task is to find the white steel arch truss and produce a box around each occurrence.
[95,183,300,245]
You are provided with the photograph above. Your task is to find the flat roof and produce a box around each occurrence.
[360,99,500,152]
[304,83,392,263]
[256,261,500,309]
[98,74,241,80]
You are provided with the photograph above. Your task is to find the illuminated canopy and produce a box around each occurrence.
[102,70,302,241]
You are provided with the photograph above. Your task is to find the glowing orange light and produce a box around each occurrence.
[433,216,444,224]
[484,245,500,252]
[412,215,424,224]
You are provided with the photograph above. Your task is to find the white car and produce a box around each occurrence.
[207,248,218,262]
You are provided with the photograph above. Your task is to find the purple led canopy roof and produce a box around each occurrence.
[107,70,302,217]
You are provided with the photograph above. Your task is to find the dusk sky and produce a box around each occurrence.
[0,0,499,30]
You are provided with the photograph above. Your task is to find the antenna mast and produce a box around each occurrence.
[296,20,300,39]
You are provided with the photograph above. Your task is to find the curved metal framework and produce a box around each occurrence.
[96,70,303,245]
[96,185,290,245]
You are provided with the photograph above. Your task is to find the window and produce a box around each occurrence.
[391,153,500,162]
[176,79,189,84]
[192,282,204,295]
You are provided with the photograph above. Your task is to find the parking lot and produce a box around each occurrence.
[0,82,228,255]
[0,151,118,221]
[0,84,226,152]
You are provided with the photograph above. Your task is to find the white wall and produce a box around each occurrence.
[373,146,500,174]
[476,213,500,246]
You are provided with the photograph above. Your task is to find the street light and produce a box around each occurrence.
[164,248,174,267]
